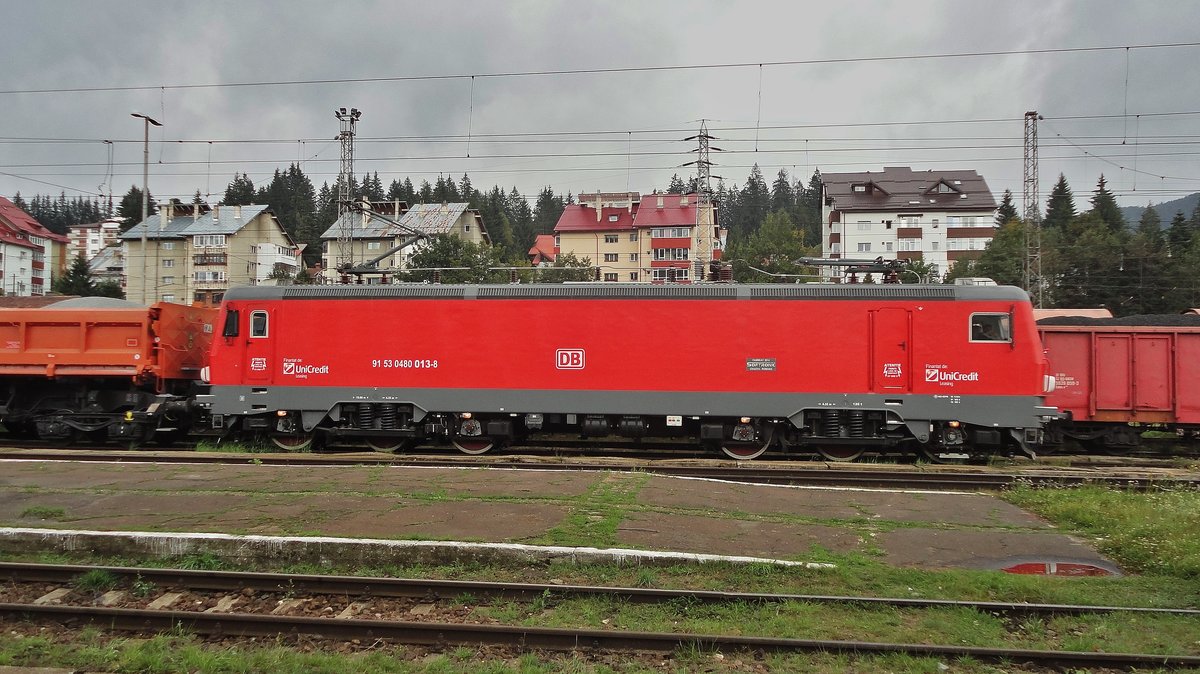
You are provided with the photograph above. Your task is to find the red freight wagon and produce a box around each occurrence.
[208,284,1056,460]
[0,298,217,445]
[1039,323,1200,449]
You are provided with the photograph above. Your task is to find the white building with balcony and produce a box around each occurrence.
[820,167,998,281]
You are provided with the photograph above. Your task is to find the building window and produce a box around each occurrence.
[629,232,638,242]
[652,248,690,261]
[604,234,618,244]
[856,221,871,231]
[161,294,175,303]
[194,271,227,282]
[367,242,381,250]
[885,242,893,252]
[464,223,471,232]
[857,243,871,252]
[931,241,939,251]
[162,276,174,285]
[932,219,939,228]
[194,292,207,304]
[604,253,619,262]
[650,227,689,238]
[831,242,841,254]
[162,259,174,268]
[852,184,867,193]
[194,253,227,265]
[629,272,639,281]
[603,273,618,282]
[608,215,619,222]
[629,253,638,262]
[651,268,690,281]
[554,235,560,247]
[162,242,175,250]
[194,234,227,248]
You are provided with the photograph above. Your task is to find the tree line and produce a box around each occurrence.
[954,174,1200,315]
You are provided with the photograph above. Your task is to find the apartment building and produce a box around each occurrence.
[318,200,488,282]
[820,167,998,280]
[68,218,123,261]
[120,202,300,305]
[0,196,69,295]
[552,192,723,283]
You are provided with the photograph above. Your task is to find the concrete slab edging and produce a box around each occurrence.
[0,528,835,570]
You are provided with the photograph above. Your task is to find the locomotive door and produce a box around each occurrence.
[243,306,274,383]
[871,308,911,392]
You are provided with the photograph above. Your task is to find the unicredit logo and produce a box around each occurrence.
[925,368,979,382]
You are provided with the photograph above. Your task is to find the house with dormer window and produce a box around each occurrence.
[820,167,998,280]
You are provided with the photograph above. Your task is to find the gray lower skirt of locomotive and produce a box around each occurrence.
[205,385,1053,447]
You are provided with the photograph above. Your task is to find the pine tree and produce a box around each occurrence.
[770,168,794,215]
[995,189,1019,226]
[667,174,686,194]
[1043,174,1075,229]
[1089,174,1126,231]
[52,255,96,296]
[1167,211,1192,256]
[117,186,156,229]
[223,173,256,205]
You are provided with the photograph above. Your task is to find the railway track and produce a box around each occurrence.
[3,563,1198,670]
[1,448,1196,491]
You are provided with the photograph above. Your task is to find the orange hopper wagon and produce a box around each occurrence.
[0,298,216,446]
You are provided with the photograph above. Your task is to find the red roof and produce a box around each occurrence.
[0,196,69,243]
[527,234,558,264]
[632,195,699,228]
[553,204,636,232]
[0,227,39,250]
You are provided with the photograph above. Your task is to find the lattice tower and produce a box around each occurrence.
[335,107,362,274]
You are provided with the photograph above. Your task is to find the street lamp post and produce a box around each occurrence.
[131,112,162,304]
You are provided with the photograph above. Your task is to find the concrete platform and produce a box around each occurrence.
[0,459,1117,573]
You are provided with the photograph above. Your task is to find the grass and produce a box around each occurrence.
[71,568,119,592]
[1002,484,1200,578]
[19,505,65,520]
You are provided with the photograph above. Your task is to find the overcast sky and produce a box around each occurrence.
[2,0,1198,217]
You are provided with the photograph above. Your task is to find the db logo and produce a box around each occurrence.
[556,349,585,370]
[282,362,295,375]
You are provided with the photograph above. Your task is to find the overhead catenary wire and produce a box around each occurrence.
[2,41,1197,96]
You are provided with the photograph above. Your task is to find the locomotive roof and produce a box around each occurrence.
[223,283,1029,302]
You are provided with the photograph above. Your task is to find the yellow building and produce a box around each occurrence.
[552,192,722,283]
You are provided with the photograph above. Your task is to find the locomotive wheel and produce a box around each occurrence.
[719,440,770,460]
[366,436,406,452]
[270,432,315,452]
[451,437,494,455]
[816,445,864,462]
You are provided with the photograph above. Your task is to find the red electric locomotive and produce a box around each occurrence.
[205,283,1056,460]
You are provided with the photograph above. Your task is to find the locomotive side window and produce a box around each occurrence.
[250,311,269,338]
[970,313,1010,342]
[222,309,239,337]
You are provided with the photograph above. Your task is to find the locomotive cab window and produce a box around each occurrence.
[970,313,1010,342]
[250,311,269,338]
[222,309,239,337]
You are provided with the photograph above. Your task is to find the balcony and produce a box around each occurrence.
[194,253,228,265]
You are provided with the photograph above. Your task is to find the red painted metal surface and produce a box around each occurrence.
[211,295,1047,398]
[1040,325,1200,426]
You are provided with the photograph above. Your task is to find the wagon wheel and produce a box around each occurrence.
[366,436,407,453]
[816,445,864,462]
[719,439,770,461]
[451,437,494,455]
[270,432,315,452]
